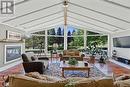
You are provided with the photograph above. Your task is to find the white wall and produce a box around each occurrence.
[0,24,25,71]
[111,30,130,60]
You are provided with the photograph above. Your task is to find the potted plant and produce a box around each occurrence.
[68,58,78,65]
[65,78,75,87]
[88,41,96,63]
[99,55,106,64]
[88,45,95,61]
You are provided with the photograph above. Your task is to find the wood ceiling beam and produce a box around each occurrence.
[63,0,68,26]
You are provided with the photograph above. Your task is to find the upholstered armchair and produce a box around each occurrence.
[21,54,45,74]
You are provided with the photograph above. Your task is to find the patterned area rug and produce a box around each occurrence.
[44,62,105,78]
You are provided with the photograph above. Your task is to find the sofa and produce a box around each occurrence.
[114,74,130,87]
[60,50,84,61]
[9,72,130,87]
[8,72,121,87]
[9,72,68,87]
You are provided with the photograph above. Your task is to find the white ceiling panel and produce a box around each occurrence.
[1,5,63,26]
[67,19,111,33]
[20,12,63,28]
[67,12,127,32]
[70,0,130,22]
[27,23,64,33]
[103,0,130,8]
[68,4,130,30]
[26,19,64,32]
[67,24,108,34]
[0,0,62,20]
[0,0,129,34]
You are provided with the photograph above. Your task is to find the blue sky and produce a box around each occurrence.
[55,25,76,34]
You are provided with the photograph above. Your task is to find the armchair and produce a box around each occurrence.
[21,54,45,74]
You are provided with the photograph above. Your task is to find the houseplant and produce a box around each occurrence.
[65,78,75,87]
[68,58,78,65]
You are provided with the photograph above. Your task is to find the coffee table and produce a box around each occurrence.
[60,61,91,78]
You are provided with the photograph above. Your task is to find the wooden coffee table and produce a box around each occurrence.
[60,61,91,78]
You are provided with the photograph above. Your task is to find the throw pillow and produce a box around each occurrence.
[116,74,130,81]
[76,78,95,83]
[69,52,75,56]
[25,52,35,62]
[114,79,130,87]
[47,76,68,83]
[67,77,86,82]
[26,72,68,84]
[25,72,48,80]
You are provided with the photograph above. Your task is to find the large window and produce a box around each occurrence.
[25,30,46,54]
[67,27,84,49]
[25,26,108,54]
[25,36,45,49]
[48,27,64,36]
[48,36,64,51]
[86,35,108,55]
[47,27,64,51]
[87,36,107,48]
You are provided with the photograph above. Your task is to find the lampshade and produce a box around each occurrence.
[53,43,58,48]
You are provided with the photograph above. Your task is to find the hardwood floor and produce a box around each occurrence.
[107,61,130,75]
[0,60,130,87]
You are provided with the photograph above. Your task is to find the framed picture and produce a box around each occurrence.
[6,30,21,40]
[4,45,22,64]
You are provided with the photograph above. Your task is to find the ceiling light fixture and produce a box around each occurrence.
[63,0,68,7]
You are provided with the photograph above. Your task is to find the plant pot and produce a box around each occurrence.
[89,56,95,64]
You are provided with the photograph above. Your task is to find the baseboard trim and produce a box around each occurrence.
[0,60,22,72]
[109,59,130,69]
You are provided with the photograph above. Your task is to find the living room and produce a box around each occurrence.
[0,0,130,87]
